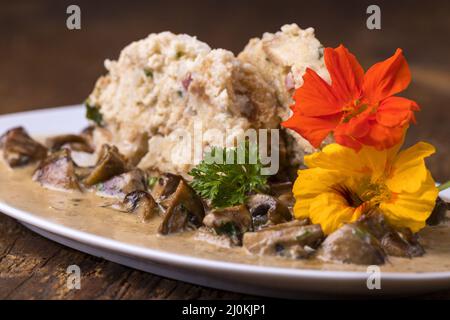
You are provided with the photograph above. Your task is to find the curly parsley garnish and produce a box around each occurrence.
[188,143,268,208]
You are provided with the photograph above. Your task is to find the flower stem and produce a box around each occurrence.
[438,180,450,191]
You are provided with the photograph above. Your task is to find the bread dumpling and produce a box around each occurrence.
[238,24,331,169]
[87,32,280,176]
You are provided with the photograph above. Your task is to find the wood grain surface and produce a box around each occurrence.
[0,0,449,299]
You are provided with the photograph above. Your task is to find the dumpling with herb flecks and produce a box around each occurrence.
[87,31,280,177]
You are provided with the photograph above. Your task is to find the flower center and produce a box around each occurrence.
[332,179,392,209]
[359,181,392,205]
[341,99,376,123]
[331,184,363,208]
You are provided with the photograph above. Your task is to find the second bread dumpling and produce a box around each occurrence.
[238,24,331,169]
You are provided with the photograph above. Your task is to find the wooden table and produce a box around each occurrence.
[1,0,449,299]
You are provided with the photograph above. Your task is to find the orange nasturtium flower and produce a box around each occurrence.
[282,45,420,151]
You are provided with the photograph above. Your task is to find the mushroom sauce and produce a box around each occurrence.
[1,160,450,273]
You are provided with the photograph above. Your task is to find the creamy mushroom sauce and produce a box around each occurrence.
[1,161,449,273]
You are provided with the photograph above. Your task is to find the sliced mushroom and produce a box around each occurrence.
[0,127,47,167]
[246,194,292,231]
[158,180,205,235]
[269,182,295,209]
[195,227,236,248]
[427,197,448,226]
[45,134,93,153]
[203,205,252,246]
[80,126,95,149]
[123,191,159,222]
[277,193,295,210]
[66,142,95,153]
[380,229,425,258]
[269,181,293,196]
[358,212,425,258]
[317,223,386,265]
[83,144,127,186]
[95,168,147,200]
[151,173,182,203]
[243,220,323,259]
[32,149,79,191]
[319,210,425,264]
[73,166,93,181]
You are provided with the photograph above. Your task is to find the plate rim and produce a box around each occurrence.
[2,186,450,282]
[1,105,450,283]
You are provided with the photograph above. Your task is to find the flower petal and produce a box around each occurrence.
[292,168,345,220]
[305,143,358,171]
[376,96,420,127]
[357,121,407,150]
[386,142,436,193]
[381,171,438,232]
[363,49,411,103]
[334,134,363,151]
[324,45,364,104]
[333,110,372,150]
[309,192,361,235]
[305,143,388,181]
[292,68,342,116]
[282,112,341,148]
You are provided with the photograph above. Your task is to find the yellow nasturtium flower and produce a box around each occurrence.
[293,141,439,235]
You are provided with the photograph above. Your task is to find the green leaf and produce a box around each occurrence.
[438,180,450,192]
[148,176,158,189]
[85,102,103,126]
[144,68,153,78]
[188,142,268,208]
[176,51,184,59]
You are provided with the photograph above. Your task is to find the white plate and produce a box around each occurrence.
[1,105,450,298]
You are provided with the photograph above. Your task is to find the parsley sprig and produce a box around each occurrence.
[188,143,268,208]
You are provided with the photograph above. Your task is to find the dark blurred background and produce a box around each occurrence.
[0,0,449,179]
